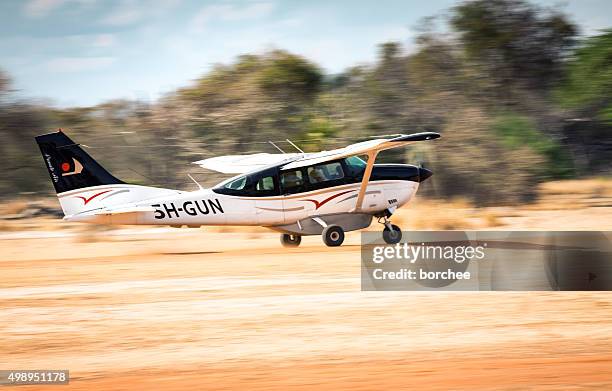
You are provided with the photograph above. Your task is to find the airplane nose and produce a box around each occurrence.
[370,164,432,183]
[418,167,433,182]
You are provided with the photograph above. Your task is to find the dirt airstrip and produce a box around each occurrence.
[1,228,612,390]
[2,179,612,390]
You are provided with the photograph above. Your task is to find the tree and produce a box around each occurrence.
[451,0,577,91]
[557,30,612,125]
[258,50,323,102]
[431,107,545,204]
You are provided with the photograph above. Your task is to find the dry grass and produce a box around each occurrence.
[2,200,29,216]
[393,198,475,230]
[539,178,612,196]
[393,178,612,230]
[527,177,612,211]
[481,210,501,227]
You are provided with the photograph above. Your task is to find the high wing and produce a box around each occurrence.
[192,133,439,212]
[281,132,440,170]
[193,132,439,174]
[193,153,301,174]
[280,132,440,212]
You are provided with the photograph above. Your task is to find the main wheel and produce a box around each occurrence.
[281,234,302,247]
[322,225,345,247]
[383,224,402,244]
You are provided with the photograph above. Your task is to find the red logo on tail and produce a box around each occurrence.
[61,158,83,176]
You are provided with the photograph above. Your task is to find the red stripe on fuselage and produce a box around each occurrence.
[302,190,354,209]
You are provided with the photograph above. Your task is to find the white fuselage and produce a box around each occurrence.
[63,180,418,227]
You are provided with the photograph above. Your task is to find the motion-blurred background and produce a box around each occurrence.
[0,0,610,210]
[2,3,612,390]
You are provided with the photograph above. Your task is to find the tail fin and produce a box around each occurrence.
[35,130,124,194]
[36,130,179,219]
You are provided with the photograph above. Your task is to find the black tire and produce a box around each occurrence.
[281,234,301,247]
[383,224,402,244]
[322,225,345,247]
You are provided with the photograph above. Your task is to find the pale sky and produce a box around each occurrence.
[1,0,610,107]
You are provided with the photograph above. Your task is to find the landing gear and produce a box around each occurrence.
[383,224,402,244]
[281,233,302,247]
[379,216,402,244]
[322,225,345,247]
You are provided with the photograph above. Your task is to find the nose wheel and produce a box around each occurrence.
[379,216,402,244]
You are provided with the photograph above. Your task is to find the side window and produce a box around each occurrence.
[256,176,275,192]
[246,169,279,196]
[280,169,305,194]
[344,156,366,178]
[307,162,345,184]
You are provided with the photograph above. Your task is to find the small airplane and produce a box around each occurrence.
[35,130,440,247]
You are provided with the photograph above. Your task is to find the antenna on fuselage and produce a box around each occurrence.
[268,141,286,153]
[285,139,304,153]
[187,173,204,190]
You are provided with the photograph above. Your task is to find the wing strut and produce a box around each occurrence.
[352,150,379,212]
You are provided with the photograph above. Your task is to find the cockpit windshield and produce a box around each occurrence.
[213,168,279,197]
[224,176,247,190]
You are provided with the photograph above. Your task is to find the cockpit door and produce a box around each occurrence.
[254,172,284,225]
[280,168,311,224]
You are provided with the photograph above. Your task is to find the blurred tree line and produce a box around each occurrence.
[1,0,610,205]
